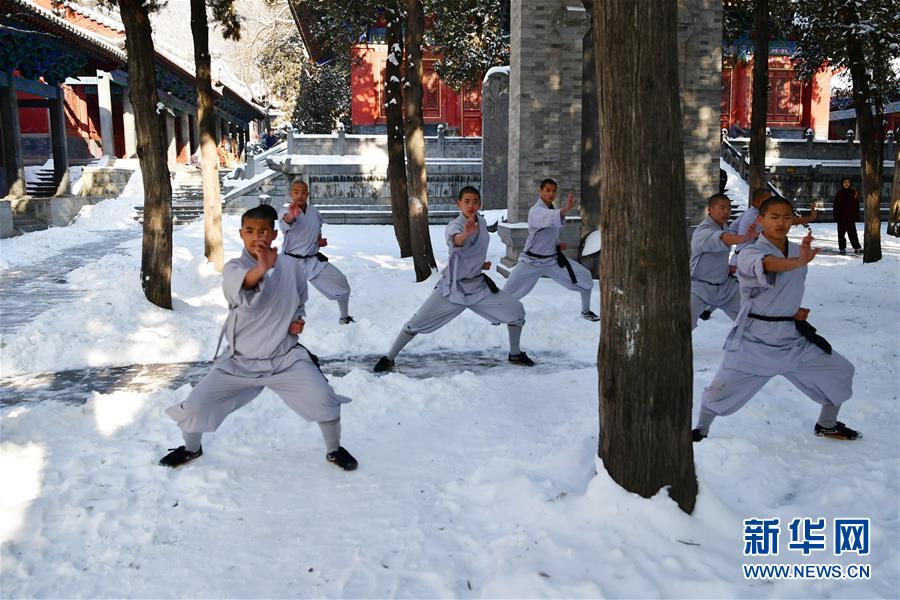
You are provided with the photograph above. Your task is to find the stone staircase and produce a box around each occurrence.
[134,167,229,225]
[25,168,58,198]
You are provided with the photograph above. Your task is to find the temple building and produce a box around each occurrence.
[0,0,266,198]
[720,37,833,139]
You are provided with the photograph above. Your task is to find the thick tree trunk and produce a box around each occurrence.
[190,0,224,272]
[404,0,437,282]
[580,0,602,261]
[117,0,172,309]
[747,0,769,202]
[842,6,882,262]
[594,0,697,513]
[385,10,411,257]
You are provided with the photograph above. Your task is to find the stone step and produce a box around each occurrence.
[318,209,458,225]
[13,215,49,233]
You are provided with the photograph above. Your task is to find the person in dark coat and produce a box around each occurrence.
[833,177,862,254]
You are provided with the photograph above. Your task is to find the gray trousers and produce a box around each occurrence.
[165,358,347,434]
[503,260,593,309]
[403,288,525,334]
[690,291,741,330]
[310,262,350,300]
[697,349,854,433]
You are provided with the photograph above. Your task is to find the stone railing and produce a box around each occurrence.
[281,124,481,160]
[721,135,896,222]
[723,129,897,165]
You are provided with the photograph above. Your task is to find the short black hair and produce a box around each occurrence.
[539,178,558,190]
[841,176,852,185]
[707,193,731,208]
[457,186,481,201]
[289,177,308,188]
[759,195,793,216]
[752,188,772,203]
[241,204,278,226]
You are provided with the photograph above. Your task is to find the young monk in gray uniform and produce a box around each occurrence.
[160,204,358,470]
[374,186,534,372]
[690,193,759,329]
[280,178,355,324]
[693,196,860,442]
[502,179,599,321]
[728,187,818,266]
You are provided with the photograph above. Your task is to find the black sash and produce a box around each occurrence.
[748,313,832,354]
[692,276,734,286]
[481,273,499,293]
[285,251,329,262]
[525,245,577,284]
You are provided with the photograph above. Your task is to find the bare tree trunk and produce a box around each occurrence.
[404,0,437,282]
[191,0,224,272]
[594,0,697,514]
[385,7,411,257]
[747,0,769,202]
[117,0,172,309]
[580,0,602,263]
[842,6,882,262]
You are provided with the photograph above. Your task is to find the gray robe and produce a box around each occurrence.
[690,216,740,328]
[404,213,524,333]
[165,250,349,433]
[727,205,759,265]
[503,199,593,300]
[280,204,351,303]
[700,235,854,417]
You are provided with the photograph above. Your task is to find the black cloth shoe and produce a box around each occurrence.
[326,446,358,471]
[691,428,707,443]
[814,421,861,440]
[839,249,847,255]
[699,310,713,321]
[373,356,394,372]
[339,316,356,325]
[581,310,601,322]
[508,352,535,367]
[159,445,203,468]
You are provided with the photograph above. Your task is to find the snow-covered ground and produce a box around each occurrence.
[1,186,898,597]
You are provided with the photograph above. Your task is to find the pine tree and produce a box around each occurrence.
[112,0,173,309]
[594,0,697,513]
[788,0,899,263]
[291,63,351,133]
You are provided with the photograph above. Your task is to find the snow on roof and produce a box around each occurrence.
[10,0,126,61]
[62,0,125,34]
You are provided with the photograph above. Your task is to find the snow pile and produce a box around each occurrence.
[1,193,898,597]
[0,171,141,269]
[720,157,749,208]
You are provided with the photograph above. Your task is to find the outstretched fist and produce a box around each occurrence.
[463,217,479,237]
[255,240,278,269]
[289,319,305,336]
[798,232,819,265]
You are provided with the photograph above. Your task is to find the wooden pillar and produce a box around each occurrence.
[49,85,70,195]
[179,111,190,164]
[0,75,25,198]
[96,70,116,157]
[190,113,200,155]
[166,112,177,167]
[122,88,137,158]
